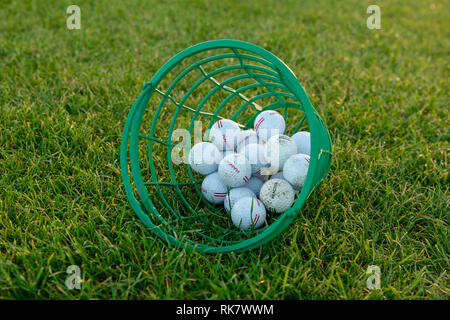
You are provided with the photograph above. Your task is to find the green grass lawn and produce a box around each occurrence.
[0,0,448,299]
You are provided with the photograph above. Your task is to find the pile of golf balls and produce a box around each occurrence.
[186,110,312,231]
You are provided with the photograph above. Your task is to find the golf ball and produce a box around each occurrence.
[231,197,266,231]
[283,153,310,190]
[264,134,297,172]
[188,142,222,175]
[224,187,255,212]
[209,119,240,151]
[218,153,252,187]
[259,178,295,213]
[201,172,228,204]
[291,131,311,155]
[254,110,286,141]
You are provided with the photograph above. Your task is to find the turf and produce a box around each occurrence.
[0,0,448,299]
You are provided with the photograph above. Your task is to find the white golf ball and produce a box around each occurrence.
[231,197,266,231]
[188,142,222,175]
[259,178,295,213]
[209,119,240,151]
[201,172,228,204]
[238,143,268,174]
[243,176,264,197]
[224,187,255,212]
[236,129,259,152]
[283,153,310,190]
[291,131,311,155]
[254,110,286,141]
[218,153,252,187]
[264,134,297,172]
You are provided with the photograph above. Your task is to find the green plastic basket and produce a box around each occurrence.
[120,40,332,253]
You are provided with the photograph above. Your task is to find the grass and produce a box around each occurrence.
[0,0,448,299]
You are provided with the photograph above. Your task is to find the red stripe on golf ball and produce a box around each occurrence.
[255,118,263,131]
[226,161,240,173]
[255,118,264,132]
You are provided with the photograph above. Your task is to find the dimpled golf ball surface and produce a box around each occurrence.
[209,119,240,151]
[283,153,310,190]
[264,134,297,172]
[243,176,264,197]
[188,142,222,175]
[254,110,286,141]
[291,131,311,155]
[236,129,259,152]
[201,172,228,204]
[238,143,268,174]
[218,153,252,187]
[260,178,295,213]
[224,187,255,212]
[231,197,266,231]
